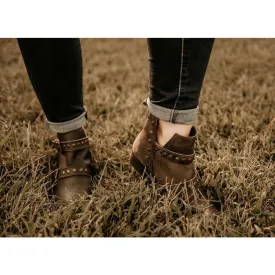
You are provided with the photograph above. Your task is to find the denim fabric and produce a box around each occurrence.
[46,109,87,133]
[17,38,85,124]
[147,38,215,123]
[147,98,199,124]
[18,38,214,131]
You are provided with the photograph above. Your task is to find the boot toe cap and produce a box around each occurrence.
[53,176,92,201]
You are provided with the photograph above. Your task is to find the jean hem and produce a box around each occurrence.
[147,98,198,124]
[46,111,87,133]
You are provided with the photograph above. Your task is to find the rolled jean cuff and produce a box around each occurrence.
[147,98,199,124]
[46,110,87,133]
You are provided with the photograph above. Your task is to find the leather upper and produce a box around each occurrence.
[132,113,197,185]
[53,127,93,201]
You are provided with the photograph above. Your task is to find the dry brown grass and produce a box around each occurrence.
[0,38,274,237]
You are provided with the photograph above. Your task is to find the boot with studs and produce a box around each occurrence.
[53,127,94,201]
[130,105,216,215]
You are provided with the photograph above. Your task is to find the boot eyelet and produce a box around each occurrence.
[67,169,70,173]
[148,139,152,142]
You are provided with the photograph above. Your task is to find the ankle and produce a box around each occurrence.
[157,120,193,147]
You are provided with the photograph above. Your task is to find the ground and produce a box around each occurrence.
[0,38,274,237]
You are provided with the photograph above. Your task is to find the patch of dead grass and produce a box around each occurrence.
[0,38,274,237]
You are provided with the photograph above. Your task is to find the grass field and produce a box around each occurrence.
[0,38,274,237]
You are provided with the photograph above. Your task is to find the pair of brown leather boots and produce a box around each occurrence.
[53,108,216,214]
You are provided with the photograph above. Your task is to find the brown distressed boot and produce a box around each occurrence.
[130,112,216,216]
[53,127,93,201]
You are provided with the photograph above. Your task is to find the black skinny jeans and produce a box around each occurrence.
[18,38,85,123]
[18,38,214,128]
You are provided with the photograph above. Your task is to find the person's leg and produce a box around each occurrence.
[147,38,214,145]
[17,38,93,201]
[131,38,215,214]
[17,38,85,130]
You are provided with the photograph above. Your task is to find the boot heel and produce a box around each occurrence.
[130,152,147,175]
